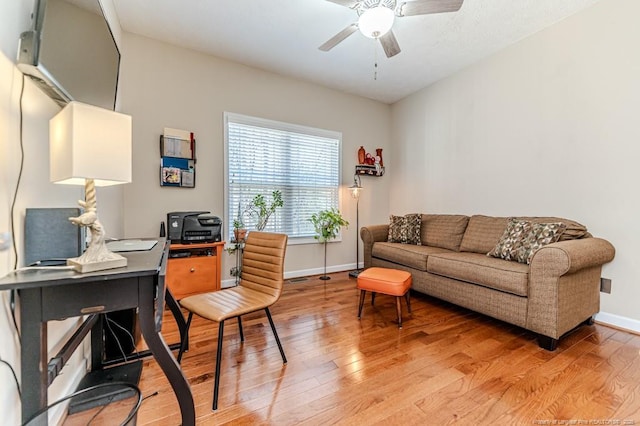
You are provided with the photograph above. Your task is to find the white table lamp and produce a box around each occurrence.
[50,101,132,273]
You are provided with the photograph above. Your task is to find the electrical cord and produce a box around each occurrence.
[0,358,21,399]
[9,290,19,342]
[9,266,75,273]
[10,73,25,271]
[106,316,139,360]
[0,291,21,404]
[21,382,141,426]
[86,395,113,425]
[142,391,159,401]
[27,259,69,267]
[8,73,26,344]
[105,316,128,363]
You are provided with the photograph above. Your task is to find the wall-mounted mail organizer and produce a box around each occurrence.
[160,127,196,188]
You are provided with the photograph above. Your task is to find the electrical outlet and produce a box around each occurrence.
[0,232,10,251]
[600,278,612,294]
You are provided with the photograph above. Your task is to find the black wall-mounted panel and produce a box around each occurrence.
[24,208,85,266]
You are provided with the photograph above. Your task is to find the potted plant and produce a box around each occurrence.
[232,202,248,242]
[232,219,247,242]
[247,190,284,231]
[229,207,246,284]
[309,207,349,281]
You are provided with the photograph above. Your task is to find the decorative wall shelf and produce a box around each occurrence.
[355,164,385,177]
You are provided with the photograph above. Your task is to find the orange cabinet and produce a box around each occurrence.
[166,242,224,300]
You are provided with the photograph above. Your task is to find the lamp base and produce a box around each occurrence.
[348,269,363,278]
[65,179,128,273]
[67,256,127,273]
[67,240,127,273]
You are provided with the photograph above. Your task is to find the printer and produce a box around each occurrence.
[166,211,222,244]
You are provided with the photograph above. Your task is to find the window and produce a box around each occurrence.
[224,113,342,242]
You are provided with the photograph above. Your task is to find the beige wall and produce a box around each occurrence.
[391,0,640,329]
[118,33,392,281]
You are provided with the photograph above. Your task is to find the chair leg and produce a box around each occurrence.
[166,289,189,352]
[212,320,225,411]
[371,292,376,306]
[237,316,244,342]
[265,307,287,364]
[396,296,403,329]
[357,289,366,319]
[177,312,193,364]
[405,291,412,314]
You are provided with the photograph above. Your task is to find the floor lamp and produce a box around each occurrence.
[348,173,362,278]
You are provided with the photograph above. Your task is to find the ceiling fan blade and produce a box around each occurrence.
[398,0,464,17]
[319,23,359,51]
[325,0,360,8]
[379,30,401,58]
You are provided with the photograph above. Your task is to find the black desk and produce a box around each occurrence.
[0,239,195,425]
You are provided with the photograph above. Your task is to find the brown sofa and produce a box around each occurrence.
[360,214,615,350]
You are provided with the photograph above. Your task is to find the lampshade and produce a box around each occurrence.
[358,6,395,39]
[349,174,362,199]
[50,101,132,186]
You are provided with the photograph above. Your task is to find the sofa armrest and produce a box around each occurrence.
[530,238,615,275]
[527,237,615,340]
[360,224,389,269]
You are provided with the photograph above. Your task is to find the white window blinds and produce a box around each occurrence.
[225,113,342,240]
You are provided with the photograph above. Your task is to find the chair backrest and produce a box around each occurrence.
[239,231,288,301]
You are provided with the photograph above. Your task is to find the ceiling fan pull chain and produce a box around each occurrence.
[374,42,378,81]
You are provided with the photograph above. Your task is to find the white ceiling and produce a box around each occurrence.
[111,0,601,104]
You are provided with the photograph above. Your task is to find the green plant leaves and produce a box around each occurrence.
[309,208,349,243]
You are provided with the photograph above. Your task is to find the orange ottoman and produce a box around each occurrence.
[357,267,412,328]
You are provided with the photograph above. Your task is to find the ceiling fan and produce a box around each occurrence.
[319,0,464,58]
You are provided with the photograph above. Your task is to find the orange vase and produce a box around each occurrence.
[376,148,383,167]
[358,146,366,165]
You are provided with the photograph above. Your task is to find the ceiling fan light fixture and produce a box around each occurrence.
[358,6,395,39]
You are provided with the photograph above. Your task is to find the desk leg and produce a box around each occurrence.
[138,280,195,426]
[20,288,48,425]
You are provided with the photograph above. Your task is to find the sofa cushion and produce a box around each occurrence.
[487,218,567,264]
[420,214,469,251]
[518,221,566,264]
[372,242,452,271]
[459,215,509,254]
[487,218,532,262]
[388,214,422,245]
[427,252,530,297]
[460,215,589,254]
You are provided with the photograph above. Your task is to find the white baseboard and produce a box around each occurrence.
[221,263,357,288]
[594,311,640,335]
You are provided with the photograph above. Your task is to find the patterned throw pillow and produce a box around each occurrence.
[518,222,566,264]
[487,218,532,261]
[488,218,566,264]
[388,214,422,245]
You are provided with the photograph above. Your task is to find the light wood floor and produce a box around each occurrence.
[68,272,640,425]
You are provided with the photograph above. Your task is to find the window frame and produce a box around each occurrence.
[223,112,344,245]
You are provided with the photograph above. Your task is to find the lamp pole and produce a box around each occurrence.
[348,173,362,278]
